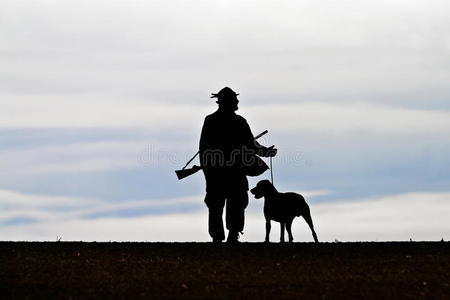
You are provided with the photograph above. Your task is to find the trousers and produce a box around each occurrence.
[204,190,249,241]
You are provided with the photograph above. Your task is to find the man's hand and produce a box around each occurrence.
[267,145,277,157]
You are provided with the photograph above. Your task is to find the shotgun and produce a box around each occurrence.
[175,130,268,180]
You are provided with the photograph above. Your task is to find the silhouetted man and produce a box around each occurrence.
[200,87,277,243]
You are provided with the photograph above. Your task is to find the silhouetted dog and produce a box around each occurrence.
[250,180,319,243]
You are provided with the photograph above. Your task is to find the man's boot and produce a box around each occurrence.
[226,231,240,243]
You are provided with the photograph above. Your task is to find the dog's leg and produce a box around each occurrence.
[280,222,285,243]
[303,212,319,243]
[286,219,294,243]
[265,220,271,243]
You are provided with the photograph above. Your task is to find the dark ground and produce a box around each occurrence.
[0,242,449,299]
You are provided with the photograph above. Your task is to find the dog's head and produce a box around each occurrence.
[250,180,275,199]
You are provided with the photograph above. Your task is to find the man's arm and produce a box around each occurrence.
[242,119,277,157]
[199,117,210,167]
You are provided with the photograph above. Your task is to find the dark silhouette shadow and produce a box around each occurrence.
[250,180,319,243]
[198,87,277,243]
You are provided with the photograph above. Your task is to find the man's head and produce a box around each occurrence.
[211,87,239,112]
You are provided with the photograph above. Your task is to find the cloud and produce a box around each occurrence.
[310,192,450,241]
[0,188,203,224]
[0,140,162,176]
[1,94,450,137]
[245,102,450,136]
[1,189,448,242]
[1,0,450,107]
[0,0,449,241]
[0,94,209,130]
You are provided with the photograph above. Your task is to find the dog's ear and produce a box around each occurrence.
[261,180,272,188]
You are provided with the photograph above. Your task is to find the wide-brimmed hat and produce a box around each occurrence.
[210,87,239,99]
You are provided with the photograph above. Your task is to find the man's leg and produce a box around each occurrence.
[204,193,226,242]
[225,190,249,242]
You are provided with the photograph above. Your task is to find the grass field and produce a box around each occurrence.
[1,241,449,299]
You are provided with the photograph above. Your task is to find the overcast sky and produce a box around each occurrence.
[1,0,449,241]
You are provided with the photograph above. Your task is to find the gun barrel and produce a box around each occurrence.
[176,130,268,180]
[254,130,268,140]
